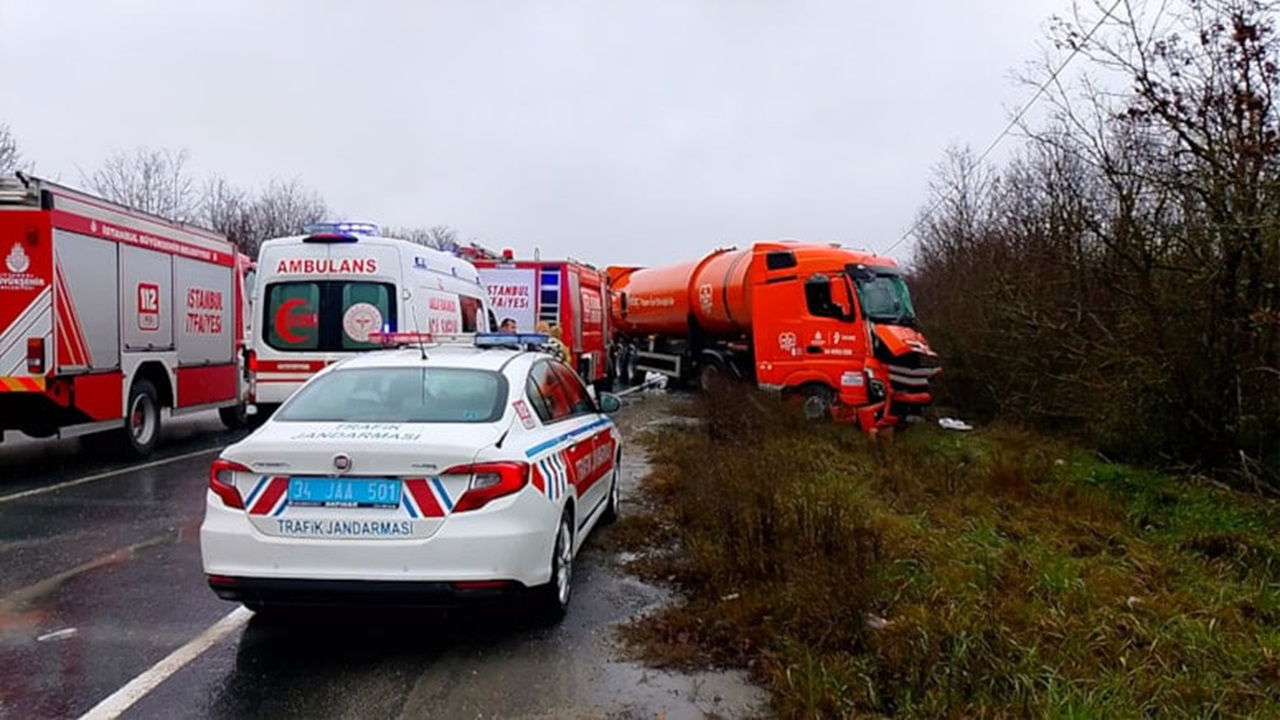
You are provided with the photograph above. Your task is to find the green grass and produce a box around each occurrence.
[615,389,1280,718]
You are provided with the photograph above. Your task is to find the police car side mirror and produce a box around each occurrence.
[598,393,622,414]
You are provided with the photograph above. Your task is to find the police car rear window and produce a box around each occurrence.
[276,367,507,423]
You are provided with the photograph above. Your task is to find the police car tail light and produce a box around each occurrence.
[209,459,250,509]
[446,462,530,512]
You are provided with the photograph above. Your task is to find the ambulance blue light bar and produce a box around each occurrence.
[303,222,381,242]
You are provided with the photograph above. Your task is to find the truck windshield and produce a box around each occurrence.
[852,272,916,325]
[276,367,507,423]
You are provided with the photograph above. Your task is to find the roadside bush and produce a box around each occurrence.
[910,0,1280,487]
[621,386,1280,718]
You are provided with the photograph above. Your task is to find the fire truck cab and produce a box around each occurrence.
[0,174,252,456]
[249,224,492,413]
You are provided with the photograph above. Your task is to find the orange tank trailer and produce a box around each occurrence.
[608,241,939,430]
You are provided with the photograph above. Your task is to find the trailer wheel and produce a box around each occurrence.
[697,361,727,393]
[121,379,162,457]
[625,351,645,386]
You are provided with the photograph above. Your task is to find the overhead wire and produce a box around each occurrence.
[881,0,1125,257]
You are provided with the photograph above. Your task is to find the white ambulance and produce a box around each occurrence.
[249,223,492,413]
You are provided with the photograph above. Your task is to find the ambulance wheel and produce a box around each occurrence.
[600,460,621,525]
[247,404,277,429]
[218,402,249,430]
[532,512,574,623]
[121,379,161,457]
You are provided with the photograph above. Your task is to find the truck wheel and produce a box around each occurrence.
[626,352,645,386]
[121,379,162,457]
[218,402,249,430]
[698,362,727,393]
[797,384,834,423]
[531,511,575,624]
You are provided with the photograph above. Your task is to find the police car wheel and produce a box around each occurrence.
[532,513,574,622]
[600,463,621,525]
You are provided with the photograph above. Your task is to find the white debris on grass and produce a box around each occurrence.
[36,628,77,642]
[938,417,974,431]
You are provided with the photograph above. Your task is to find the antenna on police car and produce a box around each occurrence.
[408,305,428,361]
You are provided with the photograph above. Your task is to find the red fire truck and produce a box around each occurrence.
[0,174,253,456]
[464,246,613,390]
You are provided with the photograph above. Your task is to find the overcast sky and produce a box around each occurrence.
[1,0,1065,265]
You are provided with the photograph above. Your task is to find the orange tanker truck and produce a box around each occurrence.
[607,241,939,430]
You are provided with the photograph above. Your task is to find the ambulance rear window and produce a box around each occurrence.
[265,281,396,352]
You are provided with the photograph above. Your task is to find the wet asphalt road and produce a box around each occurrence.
[0,399,765,720]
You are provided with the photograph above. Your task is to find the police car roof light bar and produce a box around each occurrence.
[368,331,435,347]
[474,332,550,350]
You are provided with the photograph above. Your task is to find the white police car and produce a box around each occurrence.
[200,333,622,620]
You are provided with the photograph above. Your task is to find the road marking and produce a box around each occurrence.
[0,447,221,504]
[78,606,252,720]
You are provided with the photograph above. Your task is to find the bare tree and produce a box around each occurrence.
[200,176,327,255]
[0,123,31,174]
[386,224,461,251]
[86,147,199,223]
[912,0,1280,487]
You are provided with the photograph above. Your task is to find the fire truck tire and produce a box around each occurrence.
[20,422,58,439]
[120,379,162,458]
[218,402,249,430]
[530,510,575,624]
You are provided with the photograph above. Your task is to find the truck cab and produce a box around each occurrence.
[748,244,938,427]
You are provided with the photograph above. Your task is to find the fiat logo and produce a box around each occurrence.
[333,453,352,473]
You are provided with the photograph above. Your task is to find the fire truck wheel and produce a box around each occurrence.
[218,402,249,430]
[121,379,162,457]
